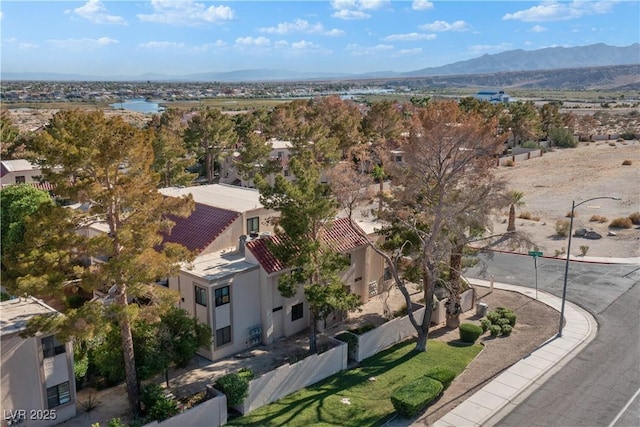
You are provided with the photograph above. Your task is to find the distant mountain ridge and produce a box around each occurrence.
[2,43,638,84]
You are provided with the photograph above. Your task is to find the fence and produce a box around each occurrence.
[236,337,348,414]
[143,392,227,427]
[497,148,543,166]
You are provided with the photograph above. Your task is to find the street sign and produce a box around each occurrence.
[528,251,543,257]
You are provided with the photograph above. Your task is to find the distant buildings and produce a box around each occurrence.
[0,159,54,191]
[473,90,512,104]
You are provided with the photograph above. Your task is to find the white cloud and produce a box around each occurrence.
[139,41,186,49]
[346,43,393,56]
[258,19,344,36]
[18,42,38,50]
[412,0,434,11]
[396,48,423,56]
[331,0,390,20]
[419,20,471,32]
[468,43,513,55]
[235,36,271,47]
[137,0,235,26]
[383,32,436,41]
[530,25,548,32]
[47,37,118,50]
[503,0,616,22]
[69,0,127,25]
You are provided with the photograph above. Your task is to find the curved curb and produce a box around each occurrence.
[431,279,598,427]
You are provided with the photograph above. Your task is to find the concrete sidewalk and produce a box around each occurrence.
[431,279,598,427]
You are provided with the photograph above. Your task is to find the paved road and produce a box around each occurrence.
[465,252,640,427]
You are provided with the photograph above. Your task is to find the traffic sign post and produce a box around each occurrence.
[528,251,543,299]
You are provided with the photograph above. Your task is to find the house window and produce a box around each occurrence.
[284,169,290,177]
[216,326,231,346]
[292,303,304,322]
[195,286,207,306]
[247,217,259,235]
[47,381,71,408]
[42,335,65,358]
[15,176,26,184]
[215,286,230,307]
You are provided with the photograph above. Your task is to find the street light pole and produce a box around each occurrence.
[558,196,620,337]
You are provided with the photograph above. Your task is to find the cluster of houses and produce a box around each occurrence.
[1,142,391,425]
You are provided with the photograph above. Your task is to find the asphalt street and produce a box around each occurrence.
[464,252,640,427]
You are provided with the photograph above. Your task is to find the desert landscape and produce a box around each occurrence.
[490,140,640,259]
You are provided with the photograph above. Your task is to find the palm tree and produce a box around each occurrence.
[507,191,525,232]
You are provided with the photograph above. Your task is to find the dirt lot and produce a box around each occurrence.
[490,140,640,258]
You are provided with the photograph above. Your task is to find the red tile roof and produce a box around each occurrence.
[163,202,240,253]
[246,217,369,274]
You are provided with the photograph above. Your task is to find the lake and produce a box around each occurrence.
[109,98,165,114]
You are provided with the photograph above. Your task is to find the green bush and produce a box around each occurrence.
[348,323,376,335]
[424,367,457,390]
[480,318,491,333]
[237,368,255,381]
[390,376,443,417]
[107,419,127,427]
[459,323,483,343]
[215,372,250,407]
[548,127,577,148]
[141,383,165,412]
[496,318,511,327]
[501,325,513,336]
[148,398,179,422]
[489,325,502,337]
[503,312,517,327]
[486,311,501,324]
[619,131,636,140]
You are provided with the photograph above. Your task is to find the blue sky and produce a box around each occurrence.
[1,1,638,76]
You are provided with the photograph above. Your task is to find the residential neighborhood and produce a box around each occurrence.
[1,90,638,427]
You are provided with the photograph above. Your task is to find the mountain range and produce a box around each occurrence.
[2,43,639,85]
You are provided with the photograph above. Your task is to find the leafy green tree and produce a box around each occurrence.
[184,107,238,183]
[234,125,281,184]
[548,126,578,148]
[361,100,404,143]
[539,103,564,139]
[502,101,541,145]
[14,109,195,414]
[147,109,198,187]
[256,151,360,353]
[0,184,53,266]
[306,95,363,156]
[1,111,22,159]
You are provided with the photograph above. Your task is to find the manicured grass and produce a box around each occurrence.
[227,339,482,426]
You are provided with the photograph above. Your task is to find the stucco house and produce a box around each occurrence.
[164,216,386,362]
[0,159,54,191]
[158,184,278,254]
[1,297,76,427]
[219,138,293,188]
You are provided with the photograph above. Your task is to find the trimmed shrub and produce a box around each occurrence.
[237,368,255,381]
[215,372,250,407]
[424,367,457,390]
[503,312,517,327]
[489,325,502,337]
[549,127,577,148]
[480,318,492,333]
[610,217,633,229]
[629,212,640,225]
[391,376,443,417]
[486,311,501,324]
[459,323,483,343]
[348,323,376,335]
[501,325,513,336]
[496,318,511,327]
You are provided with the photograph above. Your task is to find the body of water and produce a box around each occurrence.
[109,98,165,114]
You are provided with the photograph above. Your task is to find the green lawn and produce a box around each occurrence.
[227,339,482,426]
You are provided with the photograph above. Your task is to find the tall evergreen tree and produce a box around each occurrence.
[256,151,360,353]
[15,109,195,414]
